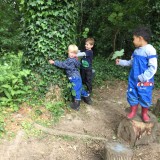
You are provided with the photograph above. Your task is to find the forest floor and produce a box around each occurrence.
[0,80,160,160]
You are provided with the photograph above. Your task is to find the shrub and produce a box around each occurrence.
[93,55,129,85]
[0,52,30,111]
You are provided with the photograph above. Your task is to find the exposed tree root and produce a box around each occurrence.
[34,123,107,142]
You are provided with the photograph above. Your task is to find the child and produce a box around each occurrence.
[116,26,157,122]
[49,44,91,111]
[78,38,95,95]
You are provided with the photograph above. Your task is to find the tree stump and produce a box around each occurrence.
[152,99,160,117]
[118,108,158,147]
[105,142,133,160]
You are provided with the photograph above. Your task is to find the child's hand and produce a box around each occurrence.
[49,60,54,64]
[116,59,120,65]
[75,56,78,60]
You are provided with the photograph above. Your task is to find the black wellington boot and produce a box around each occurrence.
[82,96,92,105]
[70,100,80,111]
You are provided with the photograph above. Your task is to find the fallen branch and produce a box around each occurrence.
[34,123,107,142]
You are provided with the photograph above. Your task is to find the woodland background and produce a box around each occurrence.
[0,0,160,133]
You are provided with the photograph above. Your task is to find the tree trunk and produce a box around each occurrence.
[105,142,133,160]
[113,29,119,53]
[117,108,158,147]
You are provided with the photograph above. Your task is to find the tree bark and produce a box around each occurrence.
[113,29,119,53]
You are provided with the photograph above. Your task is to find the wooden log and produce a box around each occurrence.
[152,99,160,117]
[105,142,133,160]
[117,108,158,146]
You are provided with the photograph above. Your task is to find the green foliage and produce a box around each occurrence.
[0,115,5,134]
[21,121,42,137]
[82,28,90,38]
[93,56,129,85]
[111,49,124,60]
[149,0,160,54]
[21,0,79,100]
[93,55,160,90]
[108,3,124,26]
[0,109,13,137]
[154,68,160,89]
[79,0,150,56]
[148,0,160,88]
[0,0,22,52]
[45,102,64,122]
[0,52,30,110]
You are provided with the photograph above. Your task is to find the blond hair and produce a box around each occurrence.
[86,38,95,45]
[68,44,78,53]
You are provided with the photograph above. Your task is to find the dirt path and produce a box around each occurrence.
[0,81,160,160]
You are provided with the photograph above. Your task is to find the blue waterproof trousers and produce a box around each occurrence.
[127,54,156,108]
[69,77,89,100]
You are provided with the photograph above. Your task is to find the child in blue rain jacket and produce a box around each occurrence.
[49,44,91,111]
[116,27,157,122]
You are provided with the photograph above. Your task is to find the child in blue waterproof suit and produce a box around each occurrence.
[116,27,157,122]
[49,44,91,111]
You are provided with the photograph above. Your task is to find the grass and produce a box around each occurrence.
[21,121,42,137]
[57,135,75,141]
[0,88,67,139]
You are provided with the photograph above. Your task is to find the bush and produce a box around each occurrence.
[93,55,160,90]
[93,56,129,85]
[79,0,149,56]
[0,52,30,111]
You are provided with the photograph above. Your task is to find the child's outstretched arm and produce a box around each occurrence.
[116,58,133,67]
[77,51,86,57]
[49,59,73,70]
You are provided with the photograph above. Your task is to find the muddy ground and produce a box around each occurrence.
[0,80,160,160]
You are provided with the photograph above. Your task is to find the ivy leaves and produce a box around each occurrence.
[30,1,44,6]
[22,0,78,98]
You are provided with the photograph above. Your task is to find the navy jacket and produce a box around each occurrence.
[54,58,81,78]
[81,50,93,69]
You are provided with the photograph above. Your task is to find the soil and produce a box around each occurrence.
[0,80,160,160]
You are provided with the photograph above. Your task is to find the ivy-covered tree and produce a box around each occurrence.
[21,0,79,99]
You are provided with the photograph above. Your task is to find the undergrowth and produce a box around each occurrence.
[93,55,160,89]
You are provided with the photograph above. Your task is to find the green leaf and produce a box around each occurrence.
[85,28,89,32]
[30,2,36,7]
[1,84,11,89]
[3,89,12,99]
[0,97,11,102]
[111,49,124,60]
[71,90,76,96]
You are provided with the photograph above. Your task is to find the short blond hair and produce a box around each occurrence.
[86,38,95,46]
[68,44,78,53]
